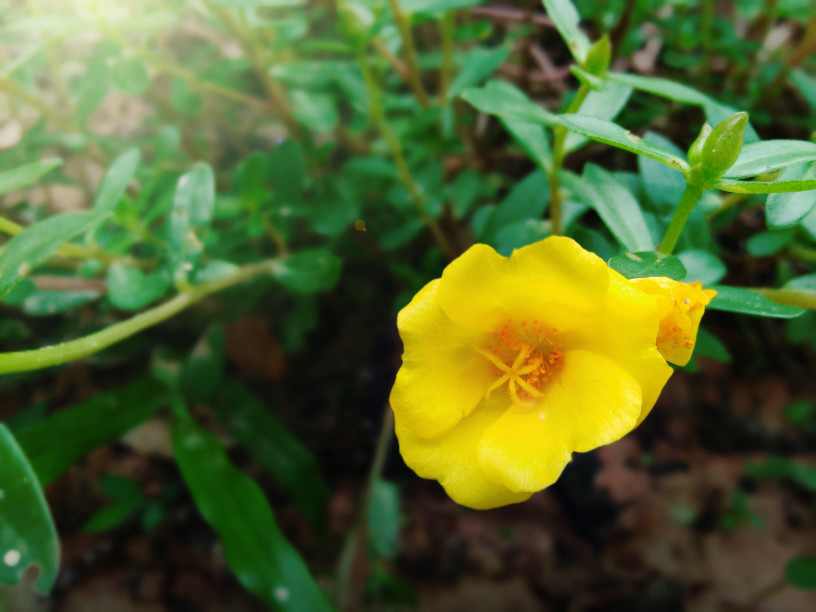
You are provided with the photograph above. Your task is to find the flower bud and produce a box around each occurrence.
[583,34,612,77]
[687,122,712,168]
[700,112,748,182]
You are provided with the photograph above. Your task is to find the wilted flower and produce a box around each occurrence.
[390,237,695,509]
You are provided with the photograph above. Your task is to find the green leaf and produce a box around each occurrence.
[792,69,816,112]
[746,229,795,256]
[608,251,686,280]
[477,170,549,244]
[786,274,816,292]
[638,132,687,211]
[541,0,591,64]
[677,249,726,284]
[290,90,339,132]
[564,82,633,152]
[212,381,329,527]
[447,46,512,101]
[367,478,401,560]
[786,556,816,590]
[110,56,150,95]
[272,249,342,294]
[0,211,104,297]
[170,162,215,280]
[401,0,480,14]
[714,177,816,194]
[583,34,611,77]
[461,80,558,126]
[0,426,59,594]
[83,498,143,533]
[22,289,101,316]
[269,140,307,204]
[174,162,216,227]
[785,400,816,427]
[106,263,169,311]
[558,115,689,171]
[501,118,551,170]
[0,158,63,197]
[693,327,731,363]
[180,326,225,403]
[607,72,712,105]
[766,163,816,227]
[581,164,654,251]
[93,148,141,213]
[172,408,332,611]
[724,140,816,179]
[16,378,170,485]
[708,285,805,318]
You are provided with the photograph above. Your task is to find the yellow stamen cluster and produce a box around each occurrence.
[476,320,564,405]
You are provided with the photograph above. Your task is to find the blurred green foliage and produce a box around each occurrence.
[0,0,815,608]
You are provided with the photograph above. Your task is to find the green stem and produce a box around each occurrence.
[548,84,590,235]
[657,183,705,254]
[387,0,430,107]
[335,406,395,610]
[356,49,455,259]
[438,13,455,105]
[0,260,276,375]
[788,244,816,264]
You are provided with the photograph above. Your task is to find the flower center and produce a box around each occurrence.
[475,320,564,405]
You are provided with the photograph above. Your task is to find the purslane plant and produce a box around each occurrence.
[0,0,815,607]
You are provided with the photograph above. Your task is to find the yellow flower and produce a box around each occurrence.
[630,277,717,366]
[390,237,674,509]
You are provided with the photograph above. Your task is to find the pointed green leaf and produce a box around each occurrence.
[272,249,342,294]
[0,159,63,197]
[581,164,654,251]
[172,408,332,611]
[0,425,59,593]
[558,115,689,171]
[608,251,686,280]
[766,163,816,227]
[447,46,511,101]
[677,250,726,284]
[106,263,169,311]
[714,178,816,194]
[725,140,816,179]
[461,80,558,125]
[607,72,712,105]
[174,162,215,227]
[541,0,591,63]
[0,211,104,297]
[367,478,401,560]
[708,285,805,318]
[564,82,633,152]
[93,148,141,212]
[16,378,170,485]
[211,381,329,528]
[501,118,551,170]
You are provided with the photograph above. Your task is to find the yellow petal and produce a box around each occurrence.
[394,393,532,509]
[477,350,642,493]
[630,277,716,366]
[391,279,495,438]
[561,271,673,425]
[437,237,610,333]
